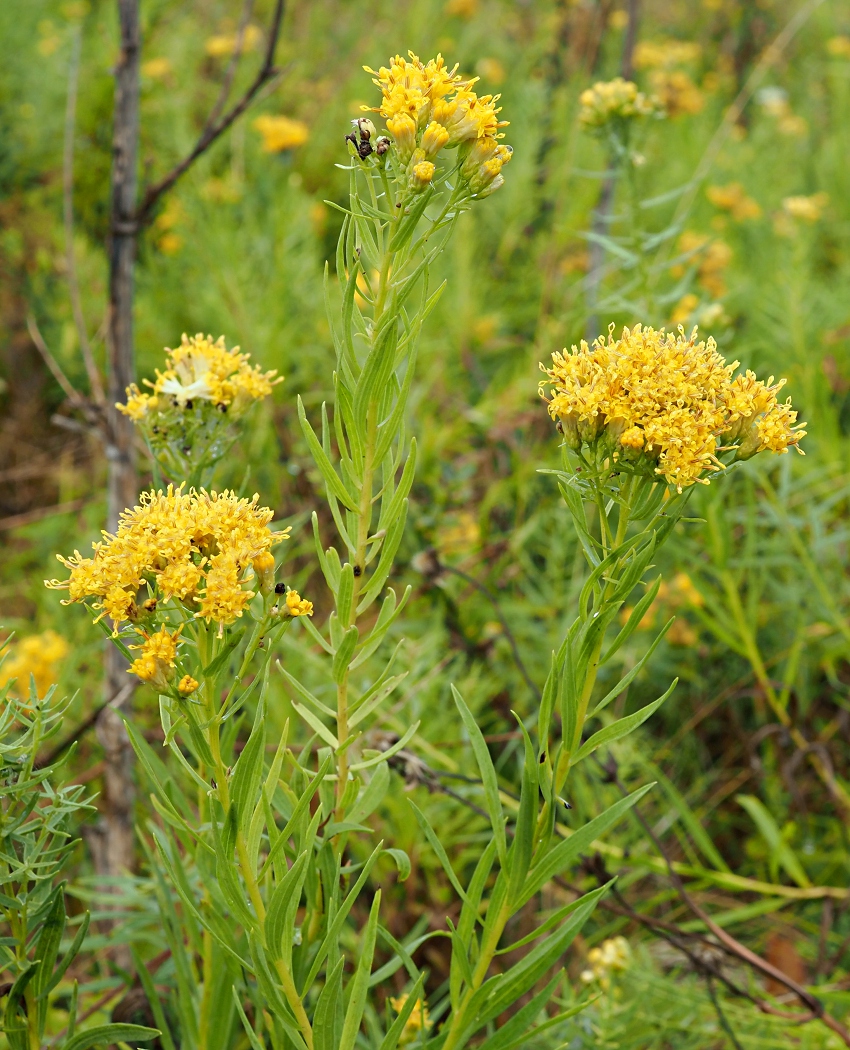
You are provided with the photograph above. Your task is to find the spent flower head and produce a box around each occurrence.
[360,50,512,199]
[46,487,298,684]
[581,936,631,990]
[541,324,805,491]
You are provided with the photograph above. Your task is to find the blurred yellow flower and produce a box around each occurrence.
[675,231,732,298]
[253,114,309,153]
[205,24,262,58]
[390,995,433,1045]
[650,70,704,117]
[0,630,69,700]
[579,77,662,129]
[476,57,506,85]
[444,0,478,17]
[581,936,630,990]
[141,57,172,79]
[438,511,480,555]
[670,293,699,326]
[200,175,243,203]
[706,182,762,221]
[827,35,850,58]
[37,20,62,56]
[634,39,701,70]
[782,193,828,223]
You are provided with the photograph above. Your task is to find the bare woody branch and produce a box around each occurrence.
[136,0,285,227]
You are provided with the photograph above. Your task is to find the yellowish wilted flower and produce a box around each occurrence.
[706,182,762,222]
[205,24,262,57]
[389,995,433,1045]
[634,39,701,70]
[581,936,631,989]
[46,487,289,632]
[0,630,69,699]
[782,192,828,223]
[578,77,662,130]
[540,324,805,491]
[253,114,309,153]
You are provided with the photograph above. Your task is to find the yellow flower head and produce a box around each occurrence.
[0,630,69,700]
[284,589,313,618]
[253,114,309,153]
[540,325,805,491]
[581,936,631,990]
[46,486,289,629]
[364,50,511,191]
[389,995,433,1045]
[579,77,662,129]
[177,674,199,696]
[128,625,182,688]
[782,193,828,223]
[706,182,762,222]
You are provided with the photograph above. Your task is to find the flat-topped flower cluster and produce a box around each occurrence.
[364,51,512,197]
[118,333,280,420]
[45,486,307,630]
[541,325,805,490]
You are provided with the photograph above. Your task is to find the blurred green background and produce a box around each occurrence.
[3,0,850,1045]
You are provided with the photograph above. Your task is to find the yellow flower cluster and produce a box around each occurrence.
[541,325,805,490]
[579,77,662,130]
[674,231,732,298]
[782,193,828,223]
[0,630,68,700]
[389,995,433,1046]
[364,51,511,196]
[253,114,309,153]
[648,70,704,117]
[118,334,281,420]
[706,182,762,222]
[128,626,182,690]
[634,39,701,70]
[46,487,289,640]
[581,936,631,990]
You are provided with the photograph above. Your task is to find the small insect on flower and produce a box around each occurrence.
[540,324,805,491]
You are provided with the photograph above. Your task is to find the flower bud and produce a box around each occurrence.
[284,589,313,617]
[178,674,199,696]
[409,159,435,193]
[386,113,417,164]
[252,550,276,596]
[421,121,449,158]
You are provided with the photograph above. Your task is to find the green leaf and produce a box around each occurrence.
[737,794,811,888]
[475,971,562,1050]
[232,990,267,1050]
[518,785,655,907]
[298,396,358,512]
[332,624,360,683]
[452,685,507,866]
[409,801,470,907]
[62,1024,160,1050]
[591,619,672,718]
[229,699,267,835]
[32,886,65,1030]
[313,956,345,1050]
[337,562,355,626]
[130,948,176,1050]
[265,852,309,960]
[506,716,536,902]
[346,761,390,826]
[339,890,381,1050]
[376,973,426,1050]
[571,679,677,766]
[382,848,411,881]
